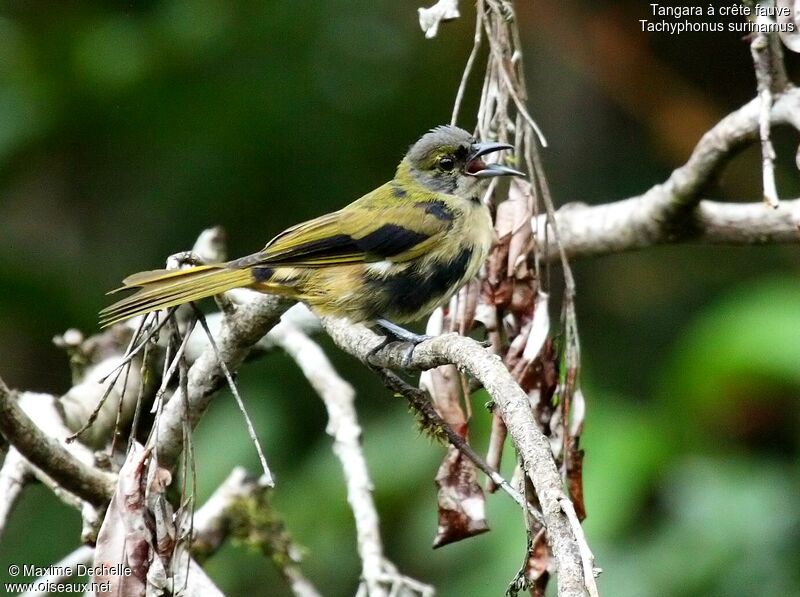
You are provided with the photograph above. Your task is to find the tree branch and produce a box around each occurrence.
[150,294,293,468]
[536,196,800,262]
[270,322,433,597]
[0,448,31,538]
[0,377,114,505]
[320,318,588,597]
[535,88,800,261]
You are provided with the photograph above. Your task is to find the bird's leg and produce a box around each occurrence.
[368,319,433,368]
[375,319,432,345]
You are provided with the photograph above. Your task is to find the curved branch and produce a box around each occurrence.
[0,378,114,505]
[536,197,800,261]
[535,88,800,261]
[320,318,587,597]
[269,323,391,597]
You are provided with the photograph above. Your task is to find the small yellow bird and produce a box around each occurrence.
[100,126,522,341]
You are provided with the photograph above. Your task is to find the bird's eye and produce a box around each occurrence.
[439,156,455,171]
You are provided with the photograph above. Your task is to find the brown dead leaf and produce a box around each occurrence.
[421,364,465,431]
[93,444,150,597]
[421,355,488,547]
[526,530,551,596]
[483,238,513,308]
[455,279,481,335]
[566,436,586,521]
[93,443,178,597]
[433,445,489,548]
[506,179,534,279]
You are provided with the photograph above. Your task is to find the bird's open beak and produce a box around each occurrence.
[466,141,525,178]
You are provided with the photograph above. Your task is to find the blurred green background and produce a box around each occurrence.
[1,1,799,595]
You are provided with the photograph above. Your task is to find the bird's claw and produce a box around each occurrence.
[375,318,432,345]
[369,319,433,368]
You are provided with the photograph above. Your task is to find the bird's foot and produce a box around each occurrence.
[368,319,433,368]
[375,319,432,344]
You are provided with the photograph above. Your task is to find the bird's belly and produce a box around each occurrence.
[363,245,478,323]
[281,245,479,324]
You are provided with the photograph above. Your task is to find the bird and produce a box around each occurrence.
[100,125,523,343]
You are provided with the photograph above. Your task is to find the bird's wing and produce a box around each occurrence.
[231,186,455,268]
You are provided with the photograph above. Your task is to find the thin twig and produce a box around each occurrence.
[0,448,31,539]
[750,24,780,208]
[126,339,152,453]
[450,2,484,126]
[376,368,542,523]
[65,313,154,442]
[482,16,547,147]
[151,294,292,469]
[271,322,433,597]
[559,496,600,597]
[149,317,196,419]
[190,304,274,486]
[99,309,174,383]
[321,318,587,597]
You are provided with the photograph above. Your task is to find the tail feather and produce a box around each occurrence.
[100,265,254,327]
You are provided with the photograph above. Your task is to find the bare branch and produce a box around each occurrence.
[750,18,788,208]
[191,225,227,263]
[271,322,432,597]
[0,448,31,538]
[536,197,800,262]
[535,90,800,262]
[559,497,600,597]
[450,3,483,126]
[150,294,292,468]
[0,378,114,505]
[665,88,799,210]
[321,318,587,597]
[191,306,274,486]
[0,390,105,538]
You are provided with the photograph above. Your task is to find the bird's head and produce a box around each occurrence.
[403,125,524,197]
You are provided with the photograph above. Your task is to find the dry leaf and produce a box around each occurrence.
[506,179,534,279]
[421,364,466,432]
[522,292,550,362]
[566,436,587,521]
[433,445,489,548]
[418,0,460,39]
[455,279,481,335]
[93,443,179,597]
[526,531,552,596]
[93,444,151,597]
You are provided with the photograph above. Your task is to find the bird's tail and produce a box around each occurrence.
[100,265,254,327]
